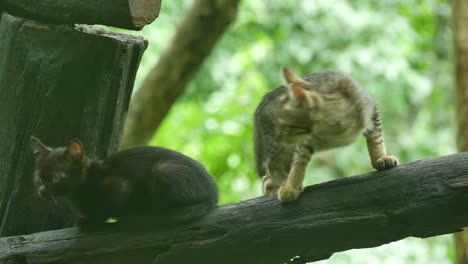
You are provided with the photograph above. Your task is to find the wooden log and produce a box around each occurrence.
[1,153,468,264]
[0,0,161,30]
[0,13,147,236]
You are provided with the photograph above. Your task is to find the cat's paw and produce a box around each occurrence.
[374,155,399,171]
[278,184,302,202]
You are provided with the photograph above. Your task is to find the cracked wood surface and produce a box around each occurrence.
[1,152,468,264]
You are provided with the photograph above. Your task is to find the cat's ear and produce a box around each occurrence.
[282,67,308,85]
[66,139,85,162]
[289,83,306,103]
[30,136,51,162]
[288,86,323,108]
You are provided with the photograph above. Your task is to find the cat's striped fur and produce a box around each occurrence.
[253,68,398,202]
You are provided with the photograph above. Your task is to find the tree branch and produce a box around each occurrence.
[1,153,468,264]
[121,0,241,148]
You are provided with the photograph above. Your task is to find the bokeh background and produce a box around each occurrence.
[127,0,456,263]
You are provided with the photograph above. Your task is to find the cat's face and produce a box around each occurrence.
[274,67,322,142]
[275,95,312,142]
[30,137,87,200]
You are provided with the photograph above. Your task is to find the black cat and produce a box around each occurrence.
[31,137,218,231]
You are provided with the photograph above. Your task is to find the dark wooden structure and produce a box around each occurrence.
[1,153,468,264]
[0,2,150,236]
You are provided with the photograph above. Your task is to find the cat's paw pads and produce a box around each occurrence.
[374,155,399,170]
[278,185,302,202]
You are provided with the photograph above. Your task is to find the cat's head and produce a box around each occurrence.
[30,137,88,200]
[275,67,323,142]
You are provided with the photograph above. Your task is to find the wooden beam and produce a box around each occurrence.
[0,0,161,30]
[0,13,147,236]
[1,152,468,264]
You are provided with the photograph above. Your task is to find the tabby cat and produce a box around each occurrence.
[253,67,398,202]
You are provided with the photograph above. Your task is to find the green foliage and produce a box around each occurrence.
[136,0,455,263]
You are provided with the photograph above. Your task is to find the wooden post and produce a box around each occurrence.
[0,13,147,236]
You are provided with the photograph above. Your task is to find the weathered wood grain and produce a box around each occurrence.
[1,152,468,264]
[0,0,161,30]
[0,13,147,236]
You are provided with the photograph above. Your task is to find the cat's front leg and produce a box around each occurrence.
[278,144,313,202]
[363,106,399,170]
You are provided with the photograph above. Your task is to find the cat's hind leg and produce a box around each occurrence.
[262,159,287,195]
[363,106,399,170]
[261,175,279,195]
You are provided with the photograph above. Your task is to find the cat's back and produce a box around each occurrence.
[106,146,190,161]
[303,70,349,84]
[255,70,370,121]
[103,146,207,174]
[303,70,369,97]
[256,70,368,104]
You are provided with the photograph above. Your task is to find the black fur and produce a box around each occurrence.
[31,137,218,231]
